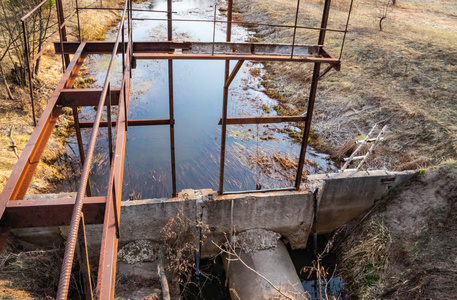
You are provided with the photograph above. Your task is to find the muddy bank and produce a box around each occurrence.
[234,0,457,170]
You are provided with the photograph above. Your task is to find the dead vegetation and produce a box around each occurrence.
[0,237,80,299]
[235,0,457,171]
[334,161,457,299]
[247,151,316,183]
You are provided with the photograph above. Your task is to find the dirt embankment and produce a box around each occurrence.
[335,161,457,299]
[234,0,457,171]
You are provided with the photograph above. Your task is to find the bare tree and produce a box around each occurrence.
[375,0,392,31]
[0,0,56,86]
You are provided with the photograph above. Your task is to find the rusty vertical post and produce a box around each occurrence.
[129,0,133,78]
[77,213,94,300]
[72,107,92,197]
[295,0,331,189]
[122,22,128,132]
[106,84,113,164]
[75,0,81,41]
[55,0,70,67]
[167,0,177,197]
[21,20,36,126]
[218,0,233,195]
[291,0,301,57]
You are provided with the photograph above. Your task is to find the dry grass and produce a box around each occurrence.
[339,218,391,299]
[235,0,457,171]
[0,238,80,299]
[336,161,457,299]
[0,52,74,195]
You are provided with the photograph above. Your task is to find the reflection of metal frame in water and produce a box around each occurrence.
[0,0,355,297]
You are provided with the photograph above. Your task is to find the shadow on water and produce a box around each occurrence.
[181,236,348,300]
[288,236,348,300]
[55,0,336,198]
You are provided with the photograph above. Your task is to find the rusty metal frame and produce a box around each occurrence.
[0,0,353,297]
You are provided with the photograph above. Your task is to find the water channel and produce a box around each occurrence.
[62,0,336,199]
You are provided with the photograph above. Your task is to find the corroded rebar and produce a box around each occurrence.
[56,0,129,298]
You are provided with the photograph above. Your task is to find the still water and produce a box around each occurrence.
[63,0,335,199]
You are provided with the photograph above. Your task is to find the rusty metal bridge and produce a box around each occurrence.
[0,0,353,298]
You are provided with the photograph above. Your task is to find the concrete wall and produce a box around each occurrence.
[118,188,315,257]
[12,170,417,257]
[315,170,416,233]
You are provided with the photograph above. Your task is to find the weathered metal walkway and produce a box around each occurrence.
[0,0,354,298]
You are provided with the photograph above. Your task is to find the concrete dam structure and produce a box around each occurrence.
[9,170,416,299]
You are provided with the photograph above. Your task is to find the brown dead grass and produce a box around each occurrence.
[336,161,457,299]
[0,238,75,299]
[0,52,73,195]
[235,0,457,171]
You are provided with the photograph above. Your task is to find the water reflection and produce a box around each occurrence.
[63,0,336,199]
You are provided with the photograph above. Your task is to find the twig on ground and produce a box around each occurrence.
[9,125,19,158]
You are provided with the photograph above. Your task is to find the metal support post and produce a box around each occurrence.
[295,0,331,189]
[167,0,177,197]
[107,84,113,164]
[75,0,82,41]
[77,214,94,300]
[55,0,70,67]
[218,0,233,195]
[291,0,301,57]
[72,107,92,197]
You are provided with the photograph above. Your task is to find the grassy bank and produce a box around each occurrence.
[336,162,457,299]
[235,0,457,170]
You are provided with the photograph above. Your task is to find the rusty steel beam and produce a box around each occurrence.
[54,41,192,54]
[218,116,307,125]
[223,186,296,195]
[167,0,177,197]
[72,107,92,197]
[0,43,87,211]
[224,60,244,88]
[77,214,94,300]
[79,118,174,128]
[59,88,121,107]
[295,0,332,190]
[96,63,128,300]
[56,0,70,67]
[134,53,339,64]
[321,47,341,71]
[1,197,105,228]
[56,2,130,294]
[218,0,233,195]
[184,42,319,56]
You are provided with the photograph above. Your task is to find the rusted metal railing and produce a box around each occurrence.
[56,0,130,298]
